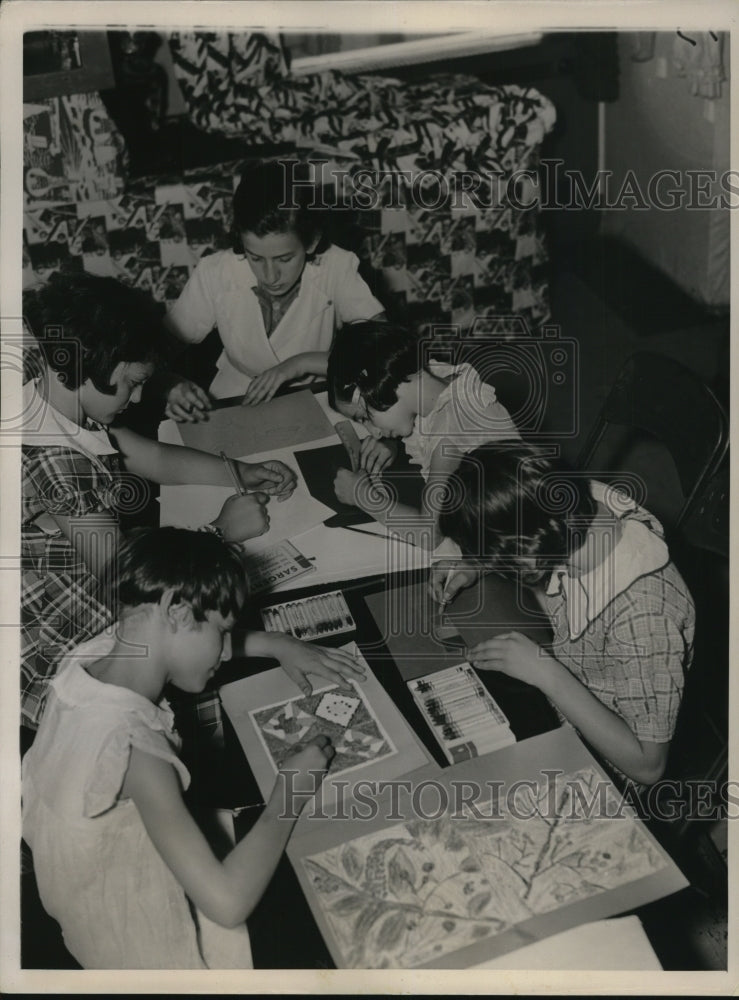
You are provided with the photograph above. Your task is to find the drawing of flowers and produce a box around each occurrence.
[301,767,668,968]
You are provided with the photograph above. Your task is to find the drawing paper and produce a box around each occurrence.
[287,726,688,969]
[220,645,432,809]
[364,577,551,681]
[178,390,335,456]
[158,479,334,553]
[296,442,425,527]
[364,582,474,680]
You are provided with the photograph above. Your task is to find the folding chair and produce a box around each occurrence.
[576,352,728,533]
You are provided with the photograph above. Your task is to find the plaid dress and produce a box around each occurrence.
[21,420,122,729]
[542,483,695,752]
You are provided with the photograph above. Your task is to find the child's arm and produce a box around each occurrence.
[109,425,296,499]
[122,738,333,928]
[51,496,271,576]
[333,440,463,550]
[237,631,367,695]
[466,631,671,784]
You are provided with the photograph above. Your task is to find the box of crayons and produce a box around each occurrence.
[408,663,515,764]
[242,540,316,595]
[261,590,356,640]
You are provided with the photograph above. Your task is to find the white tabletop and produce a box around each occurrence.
[158,392,431,591]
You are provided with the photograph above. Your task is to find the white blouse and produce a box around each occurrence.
[404,361,520,479]
[167,244,383,398]
[22,630,253,969]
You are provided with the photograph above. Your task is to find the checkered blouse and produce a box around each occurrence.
[542,485,695,747]
[21,445,121,728]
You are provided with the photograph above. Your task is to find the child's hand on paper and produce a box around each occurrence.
[277,737,335,802]
[213,492,270,542]
[466,631,553,688]
[428,560,480,605]
[333,467,367,506]
[269,634,367,695]
[241,358,300,406]
[238,460,297,501]
[165,378,212,423]
[359,436,397,478]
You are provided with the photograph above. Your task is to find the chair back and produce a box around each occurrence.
[577,352,728,532]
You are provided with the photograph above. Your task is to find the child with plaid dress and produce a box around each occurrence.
[21,274,363,736]
[434,441,695,786]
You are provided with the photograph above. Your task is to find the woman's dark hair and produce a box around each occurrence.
[115,527,247,623]
[438,442,597,585]
[327,320,432,413]
[230,159,327,255]
[22,273,167,394]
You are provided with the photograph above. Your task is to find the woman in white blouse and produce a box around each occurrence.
[164,160,385,421]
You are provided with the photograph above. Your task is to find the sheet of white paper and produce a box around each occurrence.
[272,523,431,591]
[158,409,426,575]
[471,917,662,971]
[159,479,334,554]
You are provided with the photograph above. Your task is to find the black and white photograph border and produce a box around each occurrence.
[0,0,736,994]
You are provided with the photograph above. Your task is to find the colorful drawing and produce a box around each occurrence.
[301,767,667,968]
[249,680,396,776]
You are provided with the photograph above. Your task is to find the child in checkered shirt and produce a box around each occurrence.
[22,527,335,969]
[21,273,364,734]
[434,441,695,786]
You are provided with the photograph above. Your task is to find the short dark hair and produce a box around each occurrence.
[438,442,597,585]
[327,320,430,412]
[231,159,325,253]
[22,273,167,394]
[115,527,247,623]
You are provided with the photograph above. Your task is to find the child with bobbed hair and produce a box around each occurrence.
[164,159,385,418]
[21,273,361,735]
[434,441,695,786]
[327,320,519,548]
[22,527,335,969]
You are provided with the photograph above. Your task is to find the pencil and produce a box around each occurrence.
[220,451,247,495]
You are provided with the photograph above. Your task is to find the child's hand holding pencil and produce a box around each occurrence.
[428,559,480,606]
[220,452,297,501]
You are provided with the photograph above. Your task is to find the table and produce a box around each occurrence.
[157,384,682,971]
[158,385,435,589]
